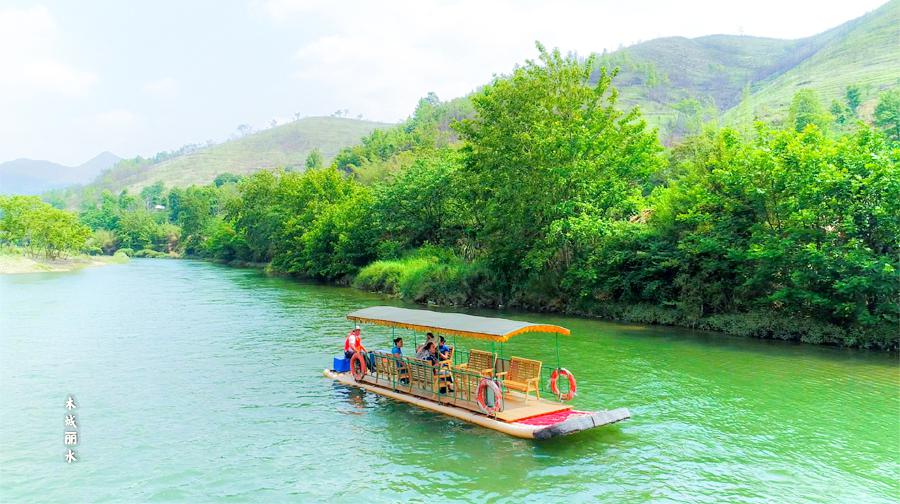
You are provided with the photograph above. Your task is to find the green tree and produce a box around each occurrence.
[139,181,166,209]
[29,206,90,259]
[305,149,324,169]
[86,229,117,255]
[874,89,900,142]
[116,209,161,251]
[454,43,662,296]
[0,196,89,258]
[79,191,121,230]
[830,100,848,124]
[788,89,831,133]
[0,195,43,244]
[845,85,861,114]
[371,149,464,251]
[213,173,241,187]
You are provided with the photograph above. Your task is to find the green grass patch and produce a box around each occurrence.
[353,248,497,306]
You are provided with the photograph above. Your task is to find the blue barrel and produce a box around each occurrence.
[333,356,350,373]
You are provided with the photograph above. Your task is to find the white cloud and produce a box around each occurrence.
[0,6,97,97]
[94,108,139,128]
[143,77,179,98]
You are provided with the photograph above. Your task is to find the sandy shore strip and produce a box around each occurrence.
[0,253,127,275]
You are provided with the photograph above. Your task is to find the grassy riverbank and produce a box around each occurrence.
[349,253,896,349]
[0,247,128,275]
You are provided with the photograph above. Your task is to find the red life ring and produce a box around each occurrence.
[550,368,576,401]
[350,352,367,381]
[476,378,503,415]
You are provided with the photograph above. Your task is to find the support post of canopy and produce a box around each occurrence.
[555,334,561,370]
[453,335,458,365]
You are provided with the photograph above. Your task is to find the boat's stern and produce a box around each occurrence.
[519,408,631,439]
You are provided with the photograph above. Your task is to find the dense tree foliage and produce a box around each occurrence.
[454,45,662,297]
[788,89,831,133]
[0,196,90,258]
[874,89,900,142]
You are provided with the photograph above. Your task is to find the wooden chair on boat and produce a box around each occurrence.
[438,345,455,368]
[451,367,482,404]
[395,356,410,384]
[454,349,495,376]
[497,356,542,403]
[408,358,438,396]
[373,351,394,379]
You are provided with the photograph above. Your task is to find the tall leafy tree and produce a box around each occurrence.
[454,43,662,294]
[874,89,900,142]
[788,89,831,133]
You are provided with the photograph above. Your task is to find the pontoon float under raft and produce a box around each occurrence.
[324,306,630,440]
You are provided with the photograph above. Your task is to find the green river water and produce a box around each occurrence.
[1,259,897,502]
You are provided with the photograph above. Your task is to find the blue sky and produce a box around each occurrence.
[0,0,889,165]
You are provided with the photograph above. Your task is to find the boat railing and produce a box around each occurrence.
[365,350,504,413]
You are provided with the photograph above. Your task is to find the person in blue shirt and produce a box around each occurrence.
[391,337,409,383]
[438,336,452,363]
[391,337,404,357]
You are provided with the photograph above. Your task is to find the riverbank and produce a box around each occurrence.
[0,250,128,275]
[203,256,897,350]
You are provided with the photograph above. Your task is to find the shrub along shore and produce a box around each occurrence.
[6,46,898,349]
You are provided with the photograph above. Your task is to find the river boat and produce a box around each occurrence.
[323,306,630,439]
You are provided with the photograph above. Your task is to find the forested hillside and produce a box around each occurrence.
[47,116,389,206]
[602,0,899,140]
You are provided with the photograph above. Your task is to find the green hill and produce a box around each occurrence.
[598,0,899,139]
[88,116,390,194]
[725,0,900,124]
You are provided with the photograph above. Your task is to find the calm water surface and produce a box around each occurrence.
[1,259,897,502]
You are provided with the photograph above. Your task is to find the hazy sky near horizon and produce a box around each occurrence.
[0,0,889,165]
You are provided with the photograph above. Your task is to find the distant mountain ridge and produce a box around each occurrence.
[0,151,121,195]
[599,0,899,140]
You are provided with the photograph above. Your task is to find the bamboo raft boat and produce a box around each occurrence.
[323,306,630,440]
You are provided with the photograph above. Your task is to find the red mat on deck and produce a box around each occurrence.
[515,409,588,426]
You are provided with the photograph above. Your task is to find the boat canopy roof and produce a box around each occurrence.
[346,306,570,343]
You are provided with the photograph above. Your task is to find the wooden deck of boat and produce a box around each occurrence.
[494,392,571,422]
[360,373,569,422]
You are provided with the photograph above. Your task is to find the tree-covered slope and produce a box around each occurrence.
[726,0,900,124]
[599,0,899,139]
[89,117,390,194]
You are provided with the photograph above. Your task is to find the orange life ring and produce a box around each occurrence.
[350,352,367,381]
[476,378,503,415]
[550,368,576,401]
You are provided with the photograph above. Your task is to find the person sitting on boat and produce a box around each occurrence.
[421,341,454,392]
[415,341,434,361]
[391,337,404,357]
[416,332,436,353]
[344,326,364,359]
[344,326,373,367]
[391,337,409,383]
[438,336,452,362]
